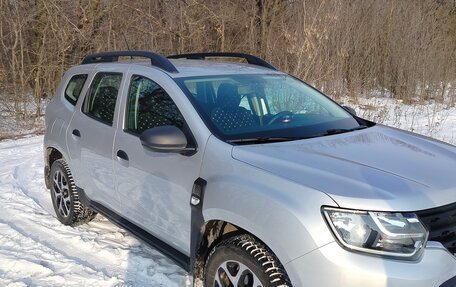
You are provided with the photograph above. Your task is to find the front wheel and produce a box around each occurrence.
[204,234,291,287]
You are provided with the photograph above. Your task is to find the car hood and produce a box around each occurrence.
[232,125,456,211]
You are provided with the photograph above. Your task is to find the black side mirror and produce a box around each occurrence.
[342,106,357,116]
[140,126,195,153]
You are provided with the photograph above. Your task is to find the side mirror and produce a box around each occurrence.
[342,105,357,116]
[140,126,195,153]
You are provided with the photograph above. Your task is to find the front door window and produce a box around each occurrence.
[126,75,184,135]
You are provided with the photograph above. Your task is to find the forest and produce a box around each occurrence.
[1,0,456,120]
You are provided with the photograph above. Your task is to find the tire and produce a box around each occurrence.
[204,234,292,287]
[49,159,96,226]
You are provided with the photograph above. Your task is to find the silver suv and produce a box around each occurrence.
[44,51,456,287]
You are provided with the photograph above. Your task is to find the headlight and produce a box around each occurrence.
[323,207,429,259]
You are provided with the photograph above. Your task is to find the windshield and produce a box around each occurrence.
[175,74,369,142]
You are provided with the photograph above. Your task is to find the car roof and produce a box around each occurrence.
[168,59,284,78]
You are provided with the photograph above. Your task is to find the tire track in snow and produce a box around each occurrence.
[0,136,191,286]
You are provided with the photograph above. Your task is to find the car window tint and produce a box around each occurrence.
[64,74,87,105]
[82,73,122,125]
[126,75,184,135]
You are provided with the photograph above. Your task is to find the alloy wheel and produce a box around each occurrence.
[52,170,71,218]
[213,260,262,287]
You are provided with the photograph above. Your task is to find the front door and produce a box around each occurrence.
[113,73,202,254]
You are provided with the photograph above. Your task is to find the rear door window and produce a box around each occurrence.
[82,73,122,125]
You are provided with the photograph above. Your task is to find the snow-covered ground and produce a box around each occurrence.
[0,98,454,286]
[351,97,456,145]
[0,136,191,286]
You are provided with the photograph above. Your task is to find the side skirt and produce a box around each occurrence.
[77,187,191,272]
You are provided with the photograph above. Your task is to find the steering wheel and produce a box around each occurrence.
[267,111,294,125]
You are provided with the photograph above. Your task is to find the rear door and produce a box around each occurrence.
[113,68,207,255]
[67,67,126,213]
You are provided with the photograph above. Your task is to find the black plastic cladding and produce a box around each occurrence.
[167,52,277,70]
[190,178,207,274]
[81,51,179,73]
[440,275,456,287]
[416,202,456,255]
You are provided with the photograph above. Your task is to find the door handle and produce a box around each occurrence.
[116,150,129,161]
[72,129,81,138]
[116,150,129,167]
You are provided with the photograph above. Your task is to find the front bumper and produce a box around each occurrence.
[285,241,456,287]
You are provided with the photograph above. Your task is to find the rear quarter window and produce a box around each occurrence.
[64,74,88,105]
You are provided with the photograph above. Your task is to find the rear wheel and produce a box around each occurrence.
[204,234,291,287]
[50,159,96,226]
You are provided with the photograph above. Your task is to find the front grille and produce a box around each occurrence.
[416,202,456,255]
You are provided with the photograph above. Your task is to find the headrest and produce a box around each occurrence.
[98,86,118,99]
[217,83,241,107]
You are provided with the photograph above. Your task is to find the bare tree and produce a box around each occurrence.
[0,0,455,122]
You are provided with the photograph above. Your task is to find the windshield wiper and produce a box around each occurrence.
[227,125,369,144]
[319,125,368,136]
[227,136,306,144]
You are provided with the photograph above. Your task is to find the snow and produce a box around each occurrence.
[0,99,454,286]
[0,136,192,286]
[0,98,46,141]
[345,97,456,145]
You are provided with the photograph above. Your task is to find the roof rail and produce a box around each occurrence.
[167,52,277,70]
[81,51,178,73]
